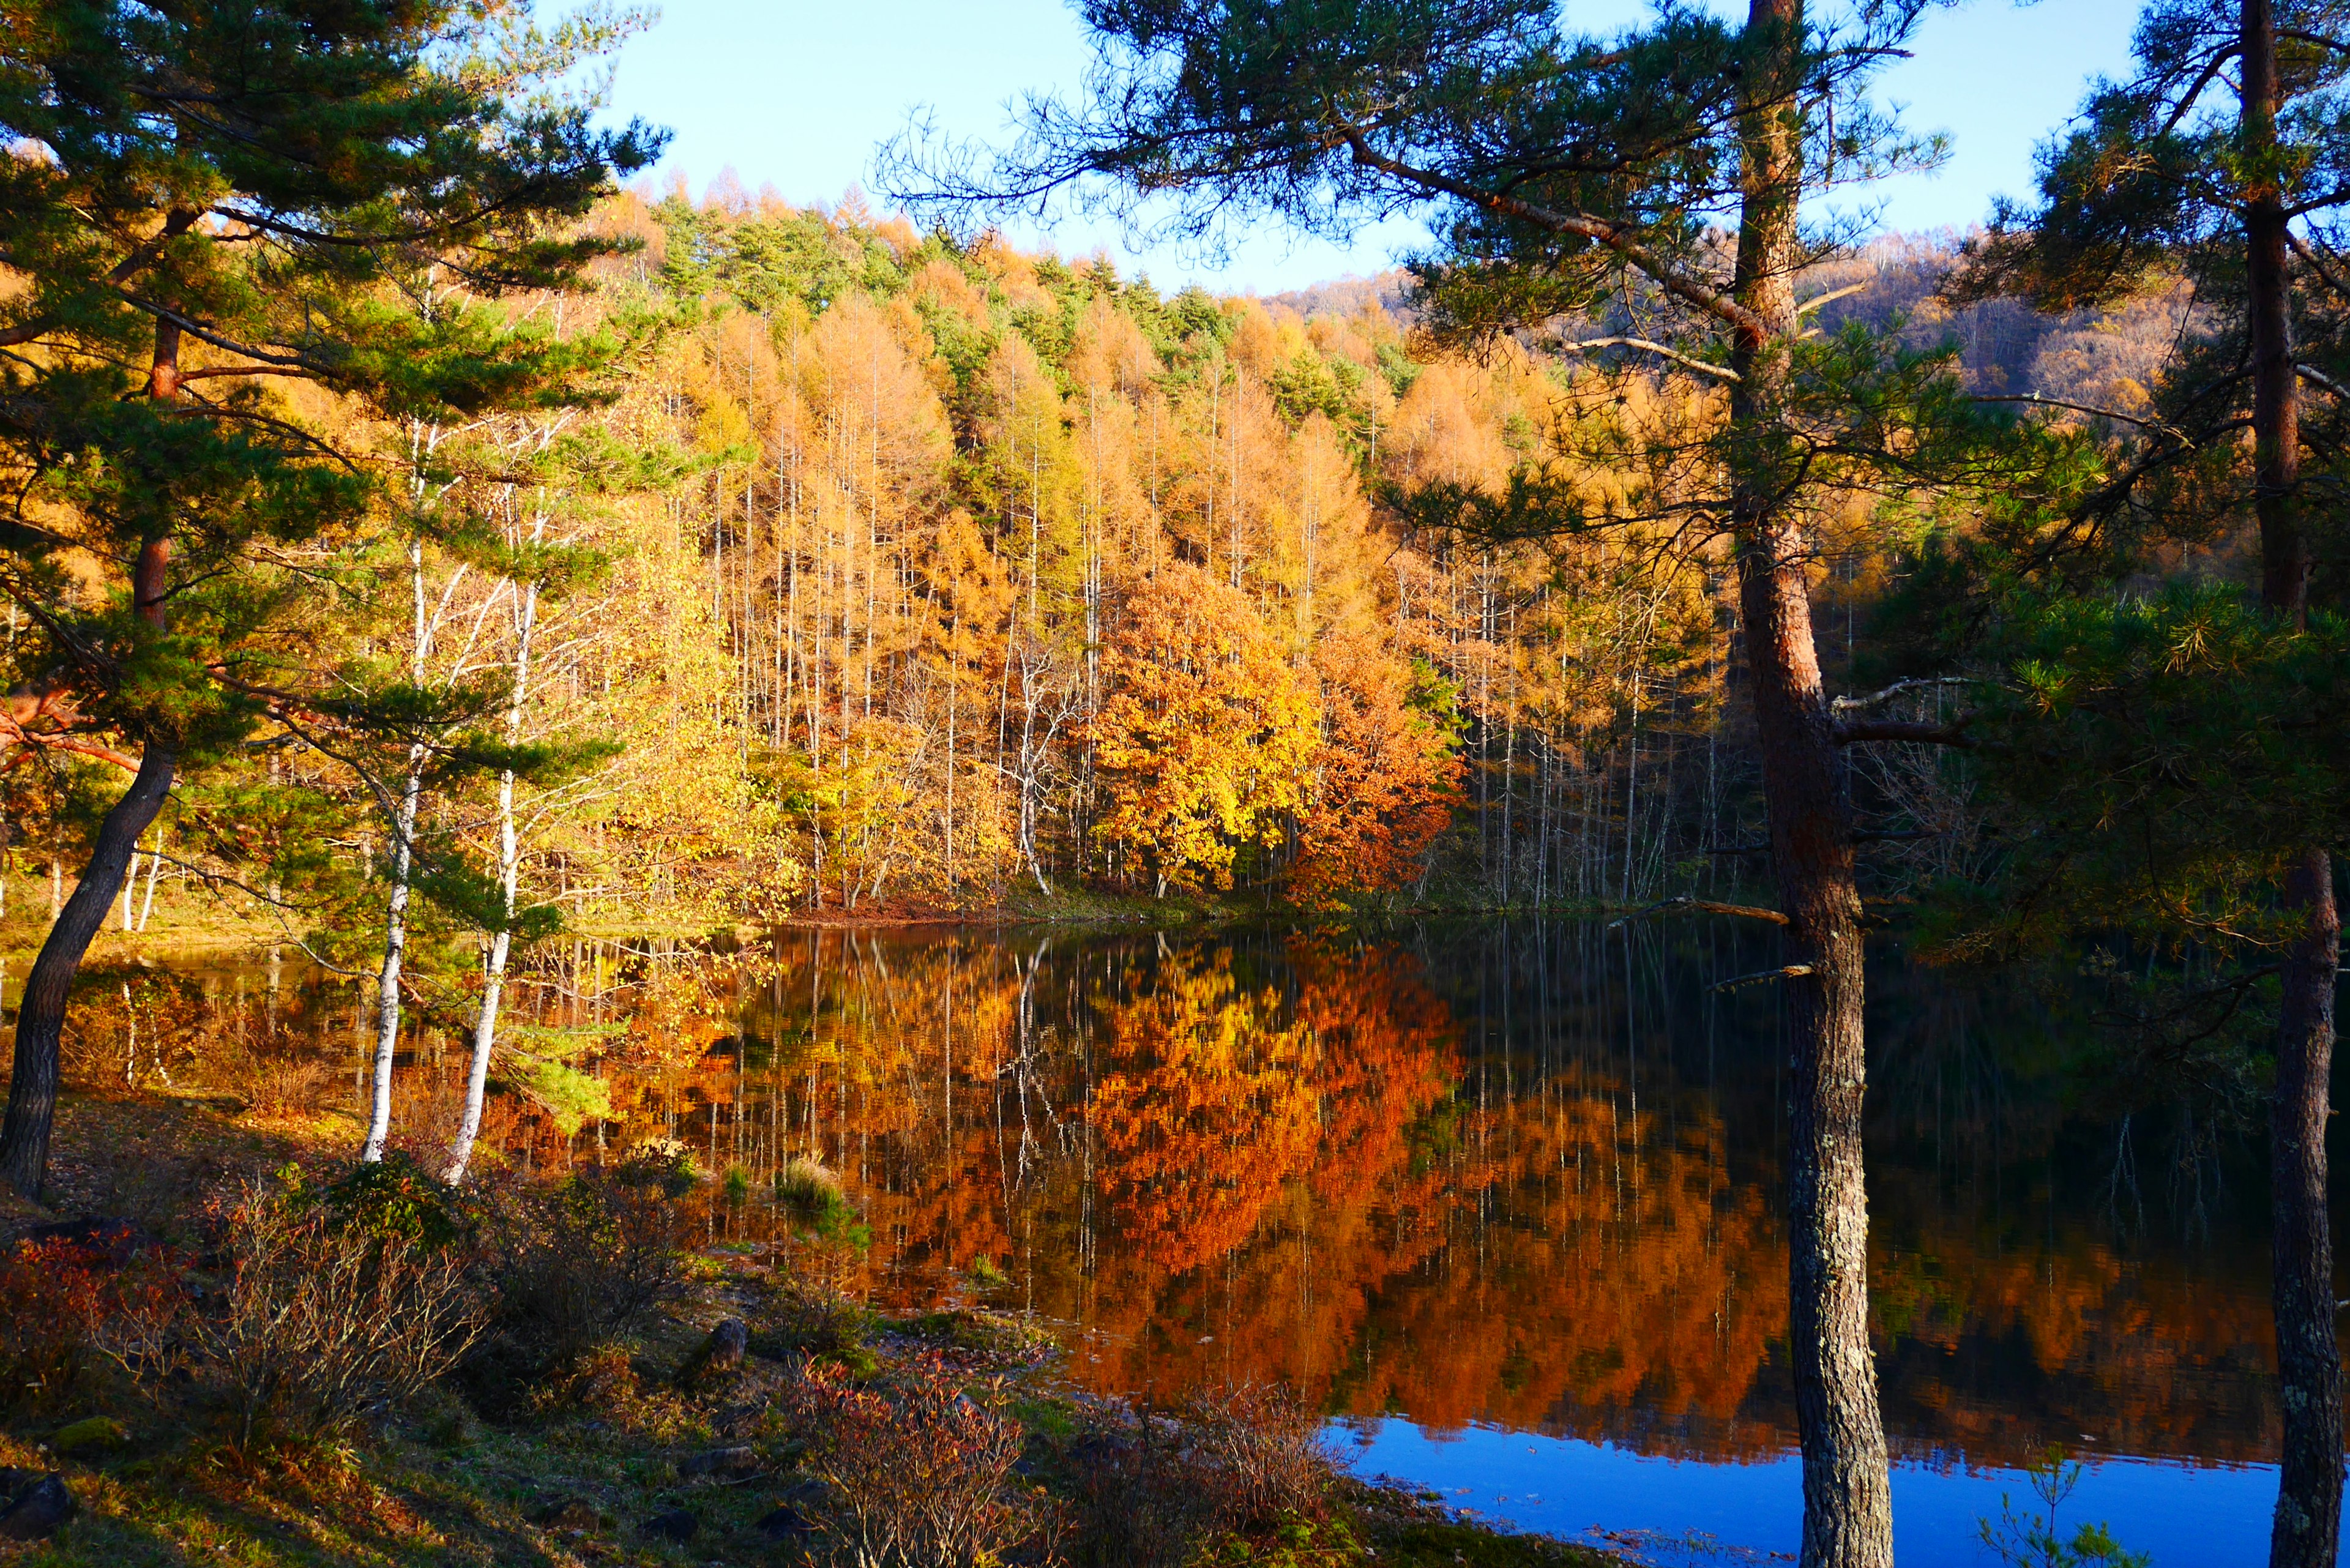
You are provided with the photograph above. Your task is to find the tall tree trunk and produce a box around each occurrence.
[1732,0,1892,1562]
[363,748,423,1163]
[2245,0,2345,1559]
[0,316,185,1200]
[448,575,540,1184]
[2275,845,2343,1568]
[0,742,174,1197]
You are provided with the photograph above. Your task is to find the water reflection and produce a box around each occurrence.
[22,922,2308,1559]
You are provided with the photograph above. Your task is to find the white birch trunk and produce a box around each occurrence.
[135,827,162,931]
[365,531,436,1165]
[364,748,423,1163]
[447,573,539,1184]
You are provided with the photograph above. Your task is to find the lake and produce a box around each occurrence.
[24,922,2321,1566]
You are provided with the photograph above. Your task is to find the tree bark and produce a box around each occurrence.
[2274,845,2343,1568]
[363,747,423,1163]
[0,742,174,1197]
[2245,0,2345,1559]
[1731,0,1893,1561]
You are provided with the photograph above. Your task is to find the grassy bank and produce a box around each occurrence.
[0,1086,1614,1568]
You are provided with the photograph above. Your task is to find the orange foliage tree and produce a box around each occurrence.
[1090,564,1318,894]
[1295,632,1463,899]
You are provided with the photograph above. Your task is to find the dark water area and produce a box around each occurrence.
[17,922,2325,1566]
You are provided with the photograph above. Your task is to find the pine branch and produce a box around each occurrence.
[1557,336,1740,382]
[1830,676,1971,712]
[1609,894,1789,928]
[1836,717,1977,747]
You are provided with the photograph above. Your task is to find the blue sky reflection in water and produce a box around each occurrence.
[1335,1421,2276,1566]
[61,923,2316,1564]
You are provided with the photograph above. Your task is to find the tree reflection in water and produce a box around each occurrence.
[54,923,2287,1474]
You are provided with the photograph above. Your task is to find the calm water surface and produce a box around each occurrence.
[29,923,2328,1566]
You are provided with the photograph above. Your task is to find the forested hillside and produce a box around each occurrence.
[597,178,1744,919]
[0,180,2189,952]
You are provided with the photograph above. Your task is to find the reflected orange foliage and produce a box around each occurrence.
[113,936,2290,1474]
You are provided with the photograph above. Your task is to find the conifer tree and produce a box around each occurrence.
[0,0,660,1198]
[1953,0,2350,1557]
[887,3,2043,1561]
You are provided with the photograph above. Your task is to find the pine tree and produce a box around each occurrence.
[1953,0,2350,1556]
[884,2,2034,1559]
[0,0,660,1198]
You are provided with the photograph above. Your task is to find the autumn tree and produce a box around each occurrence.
[1295,632,1461,900]
[0,0,658,1198]
[1091,562,1318,894]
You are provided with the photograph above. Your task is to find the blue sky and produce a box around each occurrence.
[603,0,2146,294]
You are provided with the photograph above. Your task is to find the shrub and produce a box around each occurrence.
[0,1236,190,1411]
[207,1042,338,1118]
[621,1138,699,1194]
[531,1342,700,1441]
[1061,1408,1214,1568]
[777,1354,1058,1567]
[315,1154,470,1247]
[1178,1383,1332,1529]
[86,1247,193,1393]
[479,1163,690,1372]
[199,1176,483,1455]
[753,1274,876,1376]
[1062,1384,1331,1567]
[0,1240,103,1410]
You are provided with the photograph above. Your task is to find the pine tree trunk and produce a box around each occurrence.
[0,319,184,1200]
[2275,846,2343,1568]
[2245,0,2345,1558]
[1733,0,1892,1560]
[0,742,175,1197]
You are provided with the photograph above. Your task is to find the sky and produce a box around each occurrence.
[602,0,2147,296]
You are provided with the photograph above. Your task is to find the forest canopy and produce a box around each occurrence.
[2,176,2195,952]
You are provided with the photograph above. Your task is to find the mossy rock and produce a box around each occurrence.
[51,1417,129,1455]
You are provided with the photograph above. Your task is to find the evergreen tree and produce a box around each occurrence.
[0,0,660,1198]
[1955,0,2350,1556]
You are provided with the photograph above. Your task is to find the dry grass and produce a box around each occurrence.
[774,1154,844,1211]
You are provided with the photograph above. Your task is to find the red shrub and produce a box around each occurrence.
[0,1238,185,1408]
[0,1241,103,1408]
[776,1354,1056,1567]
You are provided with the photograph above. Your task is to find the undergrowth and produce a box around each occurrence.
[0,1089,1614,1568]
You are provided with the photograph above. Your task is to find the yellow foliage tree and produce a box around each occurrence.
[1091,562,1318,893]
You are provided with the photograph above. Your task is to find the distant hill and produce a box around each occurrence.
[1267,237,2190,416]
[1266,271,1416,324]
